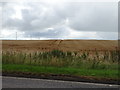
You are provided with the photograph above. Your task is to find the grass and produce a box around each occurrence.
[2,50,119,68]
[2,49,120,80]
[2,64,119,79]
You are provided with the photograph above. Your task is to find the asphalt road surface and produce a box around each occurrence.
[2,76,119,88]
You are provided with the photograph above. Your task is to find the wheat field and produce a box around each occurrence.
[2,40,118,53]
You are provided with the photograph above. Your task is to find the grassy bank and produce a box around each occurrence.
[2,64,119,79]
[2,50,119,68]
[2,49,119,80]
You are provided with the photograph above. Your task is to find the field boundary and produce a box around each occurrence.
[2,71,120,85]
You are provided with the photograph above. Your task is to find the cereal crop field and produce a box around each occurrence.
[2,40,118,52]
[2,40,119,82]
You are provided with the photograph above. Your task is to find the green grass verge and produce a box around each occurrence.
[2,64,119,80]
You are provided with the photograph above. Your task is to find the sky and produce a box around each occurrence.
[0,1,118,40]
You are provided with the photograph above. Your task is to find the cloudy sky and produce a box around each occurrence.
[0,1,118,40]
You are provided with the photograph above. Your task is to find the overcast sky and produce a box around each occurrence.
[0,1,118,40]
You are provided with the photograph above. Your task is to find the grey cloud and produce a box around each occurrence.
[24,25,70,38]
[96,32,118,40]
[68,3,117,32]
[3,2,66,32]
[2,3,19,28]
[1,2,118,40]
[3,2,117,31]
[52,2,117,32]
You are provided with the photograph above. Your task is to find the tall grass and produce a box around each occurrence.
[2,49,119,69]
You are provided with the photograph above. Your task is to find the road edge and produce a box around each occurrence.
[2,71,120,85]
